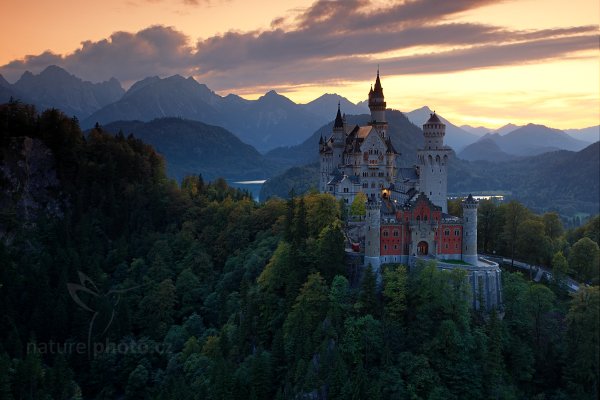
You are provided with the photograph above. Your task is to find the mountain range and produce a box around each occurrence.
[0,65,124,119]
[460,123,521,137]
[461,122,599,144]
[84,76,328,151]
[2,65,597,156]
[458,124,591,161]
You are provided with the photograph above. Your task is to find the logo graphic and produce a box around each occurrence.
[67,272,141,355]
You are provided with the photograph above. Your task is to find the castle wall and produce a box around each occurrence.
[438,224,463,255]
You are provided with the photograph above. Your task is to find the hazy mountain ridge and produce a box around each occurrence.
[302,93,369,119]
[84,75,329,151]
[463,123,591,158]
[84,75,223,129]
[457,138,517,162]
[459,125,492,136]
[1,65,124,119]
[565,126,600,143]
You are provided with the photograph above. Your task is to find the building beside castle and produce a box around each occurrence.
[319,71,502,310]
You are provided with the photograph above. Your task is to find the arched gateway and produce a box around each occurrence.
[417,241,428,256]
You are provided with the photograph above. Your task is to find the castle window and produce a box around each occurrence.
[394,245,398,249]
[444,229,450,236]
[343,188,349,193]
[393,230,399,237]
[445,243,449,249]
[384,245,388,250]
[383,230,389,237]
[454,229,460,236]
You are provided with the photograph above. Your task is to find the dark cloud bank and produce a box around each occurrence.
[1,0,597,91]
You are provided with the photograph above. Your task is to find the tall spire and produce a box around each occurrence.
[373,67,383,96]
[334,101,344,128]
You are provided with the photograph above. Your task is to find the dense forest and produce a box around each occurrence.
[0,101,598,399]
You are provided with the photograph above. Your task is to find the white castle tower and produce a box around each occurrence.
[368,69,388,138]
[364,199,381,271]
[417,113,451,213]
[462,194,478,265]
[331,103,345,167]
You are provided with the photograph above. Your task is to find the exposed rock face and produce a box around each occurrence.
[0,137,64,241]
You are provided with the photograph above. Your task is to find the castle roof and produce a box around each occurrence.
[463,193,478,205]
[373,70,383,97]
[342,125,376,153]
[386,137,397,154]
[426,112,442,124]
[409,192,442,211]
[334,103,344,128]
[397,167,419,182]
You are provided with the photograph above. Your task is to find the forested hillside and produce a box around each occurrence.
[102,118,281,182]
[449,143,600,215]
[0,101,597,399]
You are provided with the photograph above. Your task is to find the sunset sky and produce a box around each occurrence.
[2,0,598,129]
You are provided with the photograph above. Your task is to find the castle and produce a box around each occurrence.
[319,71,502,310]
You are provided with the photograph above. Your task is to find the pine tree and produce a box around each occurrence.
[356,265,378,317]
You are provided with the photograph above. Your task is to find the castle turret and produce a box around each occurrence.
[332,103,345,167]
[462,194,478,265]
[364,199,381,271]
[368,69,387,138]
[417,112,451,212]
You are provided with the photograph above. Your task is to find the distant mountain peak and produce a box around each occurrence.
[258,90,294,104]
[10,66,125,120]
[303,93,369,120]
[263,90,281,97]
[415,105,433,112]
[40,64,71,75]
[163,74,187,82]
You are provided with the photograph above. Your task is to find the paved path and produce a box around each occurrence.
[482,254,581,292]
